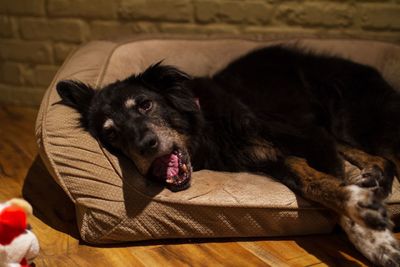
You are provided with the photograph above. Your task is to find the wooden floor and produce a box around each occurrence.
[1,105,399,267]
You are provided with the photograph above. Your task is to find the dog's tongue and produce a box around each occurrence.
[150,151,191,191]
[151,153,179,182]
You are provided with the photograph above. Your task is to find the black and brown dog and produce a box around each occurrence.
[57,45,400,266]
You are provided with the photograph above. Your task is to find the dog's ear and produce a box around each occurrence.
[137,62,199,114]
[138,62,191,91]
[56,80,95,114]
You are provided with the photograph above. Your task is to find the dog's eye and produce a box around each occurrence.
[139,100,152,113]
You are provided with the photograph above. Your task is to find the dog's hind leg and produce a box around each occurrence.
[337,143,395,200]
[283,156,390,230]
[340,215,400,267]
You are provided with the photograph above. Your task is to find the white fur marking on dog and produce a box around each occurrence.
[125,98,136,109]
[345,185,370,225]
[340,216,400,266]
[103,118,114,129]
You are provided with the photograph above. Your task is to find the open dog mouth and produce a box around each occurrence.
[148,150,192,192]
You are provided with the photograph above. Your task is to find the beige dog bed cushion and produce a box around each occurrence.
[36,36,400,244]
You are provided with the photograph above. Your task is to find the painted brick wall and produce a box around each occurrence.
[1,0,400,106]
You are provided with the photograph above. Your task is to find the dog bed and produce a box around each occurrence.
[36,36,400,244]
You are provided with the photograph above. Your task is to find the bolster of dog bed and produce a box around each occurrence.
[35,36,400,244]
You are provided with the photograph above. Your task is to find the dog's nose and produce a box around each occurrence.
[138,133,159,155]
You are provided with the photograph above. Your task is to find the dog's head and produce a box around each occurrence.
[56,63,202,191]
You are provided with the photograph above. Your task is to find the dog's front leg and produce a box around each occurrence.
[335,144,400,266]
[337,143,395,199]
[283,156,390,230]
[284,156,400,265]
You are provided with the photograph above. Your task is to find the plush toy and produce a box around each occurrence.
[0,199,39,267]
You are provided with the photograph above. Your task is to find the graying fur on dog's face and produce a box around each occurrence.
[94,87,193,177]
[126,121,189,175]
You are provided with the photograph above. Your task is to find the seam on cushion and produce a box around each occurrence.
[96,203,334,243]
[96,214,151,243]
[80,207,130,243]
[94,42,120,87]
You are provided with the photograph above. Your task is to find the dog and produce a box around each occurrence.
[57,45,400,266]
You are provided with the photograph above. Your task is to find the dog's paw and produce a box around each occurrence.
[377,244,400,267]
[345,185,391,230]
[368,228,400,267]
[340,216,400,267]
[354,166,381,188]
[354,165,393,200]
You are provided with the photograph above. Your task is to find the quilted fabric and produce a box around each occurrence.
[36,36,400,243]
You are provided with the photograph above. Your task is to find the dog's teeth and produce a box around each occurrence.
[181,164,187,173]
[166,176,174,184]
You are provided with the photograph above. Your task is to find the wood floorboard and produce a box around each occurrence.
[0,105,399,267]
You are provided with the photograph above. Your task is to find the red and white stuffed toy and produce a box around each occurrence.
[0,199,39,267]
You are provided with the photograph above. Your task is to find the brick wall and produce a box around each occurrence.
[1,0,400,106]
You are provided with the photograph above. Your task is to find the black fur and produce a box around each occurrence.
[188,46,400,179]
